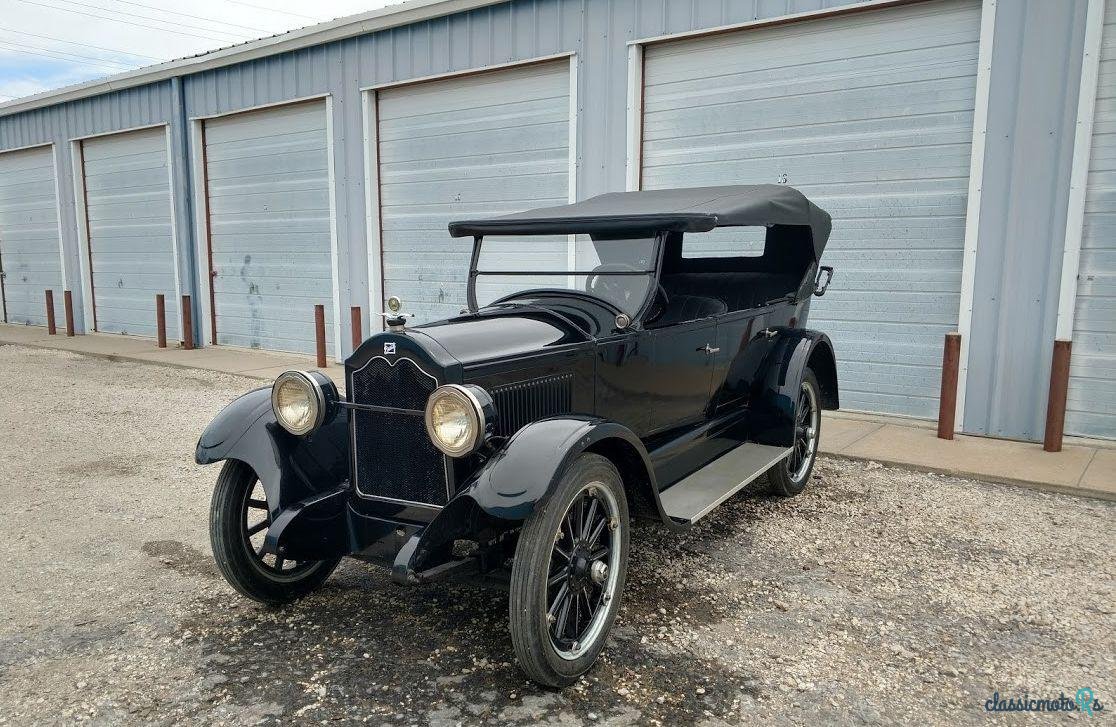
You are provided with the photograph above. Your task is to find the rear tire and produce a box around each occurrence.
[767,369,821,498]
[509,454,629,688]
[209,460,339,605]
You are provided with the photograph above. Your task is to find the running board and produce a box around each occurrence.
[659,443,791,525]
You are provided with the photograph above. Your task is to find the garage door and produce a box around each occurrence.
[641,0,980,418]
[81,127,178,338]
[0,145,63,327]
[203,101,334,356]
[1067,0,1116,440]
[376,60,571,324]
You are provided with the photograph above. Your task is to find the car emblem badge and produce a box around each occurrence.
[384,342,396,355]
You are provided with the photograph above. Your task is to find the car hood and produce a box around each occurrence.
[411,311,588,368]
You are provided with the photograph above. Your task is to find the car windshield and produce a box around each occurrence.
[471,235,658,315]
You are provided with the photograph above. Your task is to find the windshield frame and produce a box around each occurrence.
[466,232,666,323]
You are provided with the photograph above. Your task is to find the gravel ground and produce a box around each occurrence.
[0,343,1112,726]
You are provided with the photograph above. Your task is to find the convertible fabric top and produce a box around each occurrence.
[447,184,832,260]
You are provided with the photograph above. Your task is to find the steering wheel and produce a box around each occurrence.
[644,281,670,324]
[585,264,671,323]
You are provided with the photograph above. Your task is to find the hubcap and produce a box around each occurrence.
[786,381,819,483]
[546,483,621,661]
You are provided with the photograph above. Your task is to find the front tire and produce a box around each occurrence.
[767,368,821,497]
[209,460,339,605]
[509,454,630,688]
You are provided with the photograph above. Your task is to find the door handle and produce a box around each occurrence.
[697,343,720,355]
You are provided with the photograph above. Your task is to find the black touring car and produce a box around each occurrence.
[196,184,839,687]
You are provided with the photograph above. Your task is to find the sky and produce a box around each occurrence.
[0,0,401,101]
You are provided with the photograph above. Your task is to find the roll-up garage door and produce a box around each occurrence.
[376,60,571,324]
[641,0,980,419]
[1067,0,1116,439]
[80,127,178,338]
[203,101,334,356]
[0,145,63,327]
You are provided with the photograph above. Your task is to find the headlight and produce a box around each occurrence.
[424,384,491,457]
[271,371,325,435]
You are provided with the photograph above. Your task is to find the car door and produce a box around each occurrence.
[711,305,796,413]
[647,317,717,431]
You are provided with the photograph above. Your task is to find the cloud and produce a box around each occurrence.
[0,0,400,101]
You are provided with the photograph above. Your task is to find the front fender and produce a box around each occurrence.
[194,388,350,518]
[749,329,838,447]
[456,416,673,524]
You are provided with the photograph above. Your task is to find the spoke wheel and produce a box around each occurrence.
[210,460,340,605]
[546,483,621,660]
[509,453,629,687]
[786,378,819,483]
[766,368,822,498]
[239,478,316,578]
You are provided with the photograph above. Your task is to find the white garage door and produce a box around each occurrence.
[81,127,178,338]
[641,0,980,419]
[376,60,572,324]
[0,145,63,327]
[203,101,335,356]
[1067,0,1116,440]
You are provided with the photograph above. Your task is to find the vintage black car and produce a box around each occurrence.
[196,184,839,687]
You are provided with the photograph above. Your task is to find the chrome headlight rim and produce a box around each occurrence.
[424,384,486,457]
[271,370,326,436]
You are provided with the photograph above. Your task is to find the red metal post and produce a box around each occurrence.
[45,289,56,335]
[181,294,194,350]
[1044,340,1072,452]
[937,332,961,440]
[350,305,362,352]
[63,290,75,337]
[155,294,167,348]
[315,304,327,368]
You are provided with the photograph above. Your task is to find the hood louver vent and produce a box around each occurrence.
[491,374,573,438]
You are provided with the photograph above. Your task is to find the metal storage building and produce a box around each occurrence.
[0,0,1109,445]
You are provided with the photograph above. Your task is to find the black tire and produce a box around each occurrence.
[509,453,630,688]
[209,460,340,605]
[767,369,822,498]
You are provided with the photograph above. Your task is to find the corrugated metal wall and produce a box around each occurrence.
[0,0,1098,439]
[1068,0,1116,438]
[640,0,981,419]
[961,0,1089,440]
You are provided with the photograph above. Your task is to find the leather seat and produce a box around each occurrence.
[653,294,727,326]
[661,272,800,313]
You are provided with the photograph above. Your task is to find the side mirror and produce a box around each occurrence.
[813,266,834,297]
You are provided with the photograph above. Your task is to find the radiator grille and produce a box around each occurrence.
[350,356,449,506]
[491,374,574,438]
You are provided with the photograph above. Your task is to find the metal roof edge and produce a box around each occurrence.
[0,0,506,118]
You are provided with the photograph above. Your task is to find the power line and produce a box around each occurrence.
[35,0,252,39]
[0,25,165,62]
[221,0,321,22]
[0,38,138,68]
[105,0,274,35]
[14,0,250,43]
[0,42,131,71]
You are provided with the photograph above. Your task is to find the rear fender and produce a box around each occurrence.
[194,385,350,519]
[749,329,839,447]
